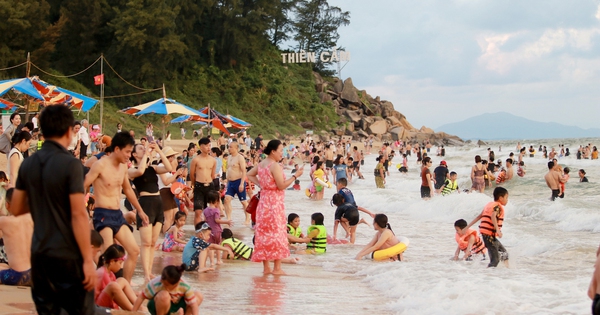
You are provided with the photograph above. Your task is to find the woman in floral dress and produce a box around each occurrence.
[247,140,304,275]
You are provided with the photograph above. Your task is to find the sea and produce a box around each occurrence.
[281,137,600,315]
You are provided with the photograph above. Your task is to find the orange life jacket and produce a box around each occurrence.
[455,229,486,255]
[495,170,506,184]
[479,201,504,237]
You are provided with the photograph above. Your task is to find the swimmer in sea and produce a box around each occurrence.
[544,161,564,201]
[355,214,402,261]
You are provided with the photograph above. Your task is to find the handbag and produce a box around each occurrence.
[245,191,260,223]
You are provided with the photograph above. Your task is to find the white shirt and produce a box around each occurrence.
[79,127,90,145]
[7,147,23,181]
[31,117,38,129]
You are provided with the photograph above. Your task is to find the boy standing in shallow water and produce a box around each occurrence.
[464,187,509,268]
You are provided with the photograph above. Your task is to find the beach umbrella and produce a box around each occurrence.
[31,77,99,112]
[0,99,19,110]
[121,98,205,117]
[0,77,99,112]
[170,114,207,124]
[0,78,45,100]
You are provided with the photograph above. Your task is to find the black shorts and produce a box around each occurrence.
[137,195,164,228]
[434,180,444,190]
[420,186,431,198]
[160,188,177,211]
[593,294,600,315]
[352,161,359,170]
[93,208,133,236]
[325,160,334,169]
[194,182,216,210]
[343,208,360,226]
[220,144,226,152]
[213,178,220,190]
[399,166,408,173]
[551,189,560,201]
[31,254,95,315]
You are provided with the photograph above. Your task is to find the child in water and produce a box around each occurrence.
[331,193,363,244]
[221,228,254,260]
[133,264,203,315]
[95,244,137,310]
[452,219,487,261]
[162,211,187,252]
[355,214,403,261]
[182,221,234,273]
[302,213,327,254]
[441,171,460,196]
[312,161,328,200]
[464,187,509,268]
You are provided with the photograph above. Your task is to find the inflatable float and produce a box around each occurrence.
[315,178,332,188]
[371,236,409,261]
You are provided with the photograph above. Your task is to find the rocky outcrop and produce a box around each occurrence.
[310,72,464,145]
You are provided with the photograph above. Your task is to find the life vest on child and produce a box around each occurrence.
[287,224,302,238]
[495,170,506,184]
[479,201,504,237]
[455,229,486,255]
[306,225,327,253]
[441,179,458,196]
[221,238,253,260]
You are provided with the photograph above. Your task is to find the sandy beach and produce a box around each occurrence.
[0,138,391,314]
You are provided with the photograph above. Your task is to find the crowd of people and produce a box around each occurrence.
[0,106,599,314]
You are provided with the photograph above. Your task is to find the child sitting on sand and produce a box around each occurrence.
[452,219,487,261]
[220,228,254,260]
[305,213,327,254]
[162,211,187,252]
[133,264,203,315]
[182,222,234,273]
[95,244,137,310]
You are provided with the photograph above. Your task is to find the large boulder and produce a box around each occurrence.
[399,116,416,131]
[336,107,347,116]
[356,129,369,139]
[299,121,314,129]
[333,78,343,93]
[420,126,435,134]
[380,101,395,118]
[346,122,355,132]
[381,133,393,142]
[313,72,325,92]
[389,126,405,141]
[341,78,361,105]
[386,116,402,127]
[360,116,374,130]
[368,120,387,135]
[344,110,362,123]
[319,92,332,103]
[362,103,374,116]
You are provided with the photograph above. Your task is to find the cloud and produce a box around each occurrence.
[326,0,600,129]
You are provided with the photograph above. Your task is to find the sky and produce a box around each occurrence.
[314,0,600,130]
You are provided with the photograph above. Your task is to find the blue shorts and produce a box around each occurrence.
[225,179,247,201]
[0,268,32,286]
[93,208,133,236]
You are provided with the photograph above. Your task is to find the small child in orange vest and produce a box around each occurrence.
[452,219,487,261]
[464,187,509,268]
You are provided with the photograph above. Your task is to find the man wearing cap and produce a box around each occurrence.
[190,137,217,225]
[433,160,450,194]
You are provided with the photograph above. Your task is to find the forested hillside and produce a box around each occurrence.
[0,0,350,136]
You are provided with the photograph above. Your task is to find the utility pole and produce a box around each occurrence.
[99,54,104,131]
[25,52,31,122]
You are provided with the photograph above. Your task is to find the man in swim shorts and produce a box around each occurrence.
[324,144,334,177]
[191,137,217,225]
[544,161,563,201]
[224,142,250,224]
[84,132,149,282]
[11,106,96,314]
[0,190,33,286]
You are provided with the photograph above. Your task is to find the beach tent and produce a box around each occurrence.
[0,99,19,110]
[0,77,99,111]
[170,106,251,135]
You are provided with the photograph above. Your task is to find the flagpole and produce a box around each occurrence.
[100,54,104,131]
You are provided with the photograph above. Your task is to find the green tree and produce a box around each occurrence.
[0,0,52,77]
[266,0,295,47]
[292,0,349,73]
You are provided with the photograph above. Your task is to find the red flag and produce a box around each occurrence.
[94,74,104,85]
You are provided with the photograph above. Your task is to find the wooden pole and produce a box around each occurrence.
[100,54,104,131]
[24,52,31,122]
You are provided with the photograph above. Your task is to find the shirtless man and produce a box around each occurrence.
[224,142,250,224]
[0,189,33,286]
[191,137,217,225]
[544,161,564,201]
[505,158,514,181]
[218,133,228,153]
[324,144,334,178]
[84,132,148,281]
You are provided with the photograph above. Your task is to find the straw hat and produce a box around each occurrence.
[162,146,178,157]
